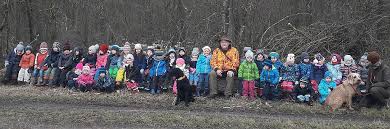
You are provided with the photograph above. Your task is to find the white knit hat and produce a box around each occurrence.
[134,44,142,50]
[202,46,211,52]
[245,50,254,58]
[88,44,99,53]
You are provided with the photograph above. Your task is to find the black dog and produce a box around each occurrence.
[168,68,195,106]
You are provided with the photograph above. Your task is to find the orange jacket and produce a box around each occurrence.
[19,53,35,69]
[210,47,240,71]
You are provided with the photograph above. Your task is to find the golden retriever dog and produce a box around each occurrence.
[323,73,362,112]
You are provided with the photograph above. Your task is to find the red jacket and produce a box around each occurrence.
[35,52,48,67]
[19,53,35,69]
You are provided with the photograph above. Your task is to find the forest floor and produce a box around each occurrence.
[0,85,389,129]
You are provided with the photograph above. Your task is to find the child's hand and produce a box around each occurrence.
[131,80,135,83]
[73,78,78,81]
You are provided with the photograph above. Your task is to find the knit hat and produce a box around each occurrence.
[39,42,48,50]
[166,48,176,56]
[191,47,200,56]
[245,50,254,58]
[99,44,109,54]
[202,46,211,52]
[176,58,185,66]
[122,42,131,51]
[301,52,309,60]
[134,43,142,50]
[264,60,273,68]
[76,63,83,71]
[269,52,280,59]
[218,35,232,43]
[324,71,332,79]
[243,47,252,53]
[111,45,120,52]
[25,45,33,52]
[367,51,380,64]
[314,53,325,61]
[255,49,265,55]
[15,42,24,52]
[63,42,71,51]
[52,42,61,50]
[343,55,355,65]
[178,47,186,53]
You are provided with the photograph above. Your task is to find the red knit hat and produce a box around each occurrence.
[99,44,109,54]
[367,51,380,64]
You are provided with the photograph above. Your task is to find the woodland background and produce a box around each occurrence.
[0,0,389,64]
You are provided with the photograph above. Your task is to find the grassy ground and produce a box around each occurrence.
[0,85,389,129]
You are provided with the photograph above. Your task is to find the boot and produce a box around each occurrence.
[41,79,48,86]
[30,77,36,86]
[36,78,42,86]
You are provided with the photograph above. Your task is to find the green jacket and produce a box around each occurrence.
[368,61,390,89]
[238,61,259,81]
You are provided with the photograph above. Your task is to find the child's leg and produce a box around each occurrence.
[203,73,209,95]
[249,81,255,99]
[17,68,25,82]
[242,80,249,97]
[23,69,31,83]
[11,65,21,81]
[297,95,305,102]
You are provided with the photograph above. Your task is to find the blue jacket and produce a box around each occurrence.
[149,60,167,77]
[106,54,121,69]
[196,54,212,74]
[281,64,299,82]
[325,63,342,82]
[311,64,327,83]
[260,69,280,85]
[272,60,283,72]
[133,53,147,70]
[298,63,312,80]
[318,79,337,103]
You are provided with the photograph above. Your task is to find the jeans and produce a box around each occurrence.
[197,73,209,96]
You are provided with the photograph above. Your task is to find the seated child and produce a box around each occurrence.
[2,42,24,85]
[77,65,94,92]
[18,45,35,84]
[260,60,280,101]
[66,63,83,92]
[294,77,314,106]
[318,71,337,104]
[116,54,142,92]
[94,67,115,93]
[31,42,49,86]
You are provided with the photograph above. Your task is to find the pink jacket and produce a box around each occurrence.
[96,54,108,68]
[77,74,94,85]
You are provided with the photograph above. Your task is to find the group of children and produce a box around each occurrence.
[2,41,369,105]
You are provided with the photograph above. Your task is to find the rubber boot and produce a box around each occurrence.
[29,77,36,86]
[36,78,43,86]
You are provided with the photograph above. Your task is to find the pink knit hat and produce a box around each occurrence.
[76,63,83,71]
[176,58,185,66]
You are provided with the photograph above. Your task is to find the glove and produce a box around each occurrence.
[4,61,9,68]
[140,69,144,74]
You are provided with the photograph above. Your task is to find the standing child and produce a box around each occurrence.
[106,45,121,79]
[238,50,259,100]
[96,44,109,69]
[325,53,342,85]
[149,52,168,94]
[311,53,327,93]
[196,46,212,97]
[31,42,49,86]
[340,55,359,81]
[280,54,299,98]
[66,63,82,92]
[17,45,35,84]
[260,61,280,101]
[357,53,369,92]
[133,44,147,88]
[43,42,61,86]
[117,54,142,92]
[2,42,24,85]
[56,43,72,87]
[77,65,94,92]
[318,71,337,104]
[254,52,267,98]
[144,46,155,91]
[269,52,283,71]
[293,77,314,106]
[189,48,200,96]
[94,67,115,93]
[165,48,177,90]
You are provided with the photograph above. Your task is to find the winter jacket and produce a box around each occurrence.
[58,53,71,68]
[311,64,328,84]
[281,64,299,82]
[96,54,108,68]
[254,59,268,76]
[35,52,48,68]
[326,63,342,82]
[318,79,337,103]
[19,53,35,69]
[260,69,280,85]
[238,61,259,81]
[106,54,121,69]
[210,46,240,71]
[146,56,154,69]
[196,54,212,74]
[116,65,142,83]
[367,62,390,89]
[294,84,314,97]
[43,51,60,68]
[65,53,83,70]
[340,64,360,81]
[133,53,147,70]
[358,64,369,83]
[272,61,283,72]
[5,49,22,66]
[149,60,168,77]
[95,76,114,90]
[77,73,94,85]
[83,53,97,68]
[298,62,312,81]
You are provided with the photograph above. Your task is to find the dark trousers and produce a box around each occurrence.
[263,83,277,100]
[4,64,20,81]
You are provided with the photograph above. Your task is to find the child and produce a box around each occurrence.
[144,46,155,91]
[318,71,337,104]
[94,67,115,93]
[166,48,177,69]
[298,52,312,83]
[173,58,189,95]
[260,60,280,101]
[77,65,94,92]
[133,44,147,87]
[84,44,99,68]
[325,53,342,85]
[196,46,212,96]
[18,45,35,84]
[56,43,72,87]
[116,54,142,92]
[357,53,369,92]
[268,52,283,71]
[42,42,61,86]
[66,63,83,92]
[96,44,109,69]
[149,52,168,95]
[31,42,49,86]
[294,77,314,106]
[280,54,299,95]
[310,53,327,93]
[238,50,260,100]
[240,47,252,62]
[254,52,267,98]
[340,55,359,81]
[178,47,190,65]
[189,48,200,96]
[2,42,24,85]
[106,45,121,79]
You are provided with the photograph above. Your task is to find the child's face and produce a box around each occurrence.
[147,50,153,56]
[360,59,369,67]
[135,49,141,54]
[53,48,59,52]
[179,51,185,56]
[75,51,80,55]
[111,50,117,54]
[123,50,130,55]
[99,73,105,77]
[177,63,184,67]
[331,56,337,63]
[271,58,277,63]
[88,49,93,54]
[345,59,353,65]
[126,59,133,65]
[300,83,306,88]
[303,58,310,63]
[40,49,47,54]
[257,54,264,61]
[326,77,331,82]
[192,54,198,59]
[26,50,31,54]
[203,49,210,55]
[75,69,82,75]
[169,53,175,59]
[99,50,104,55]
[64,50,71,55]
[246,56,253,62]
[264,65,270,70]
[82,70,89,74]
